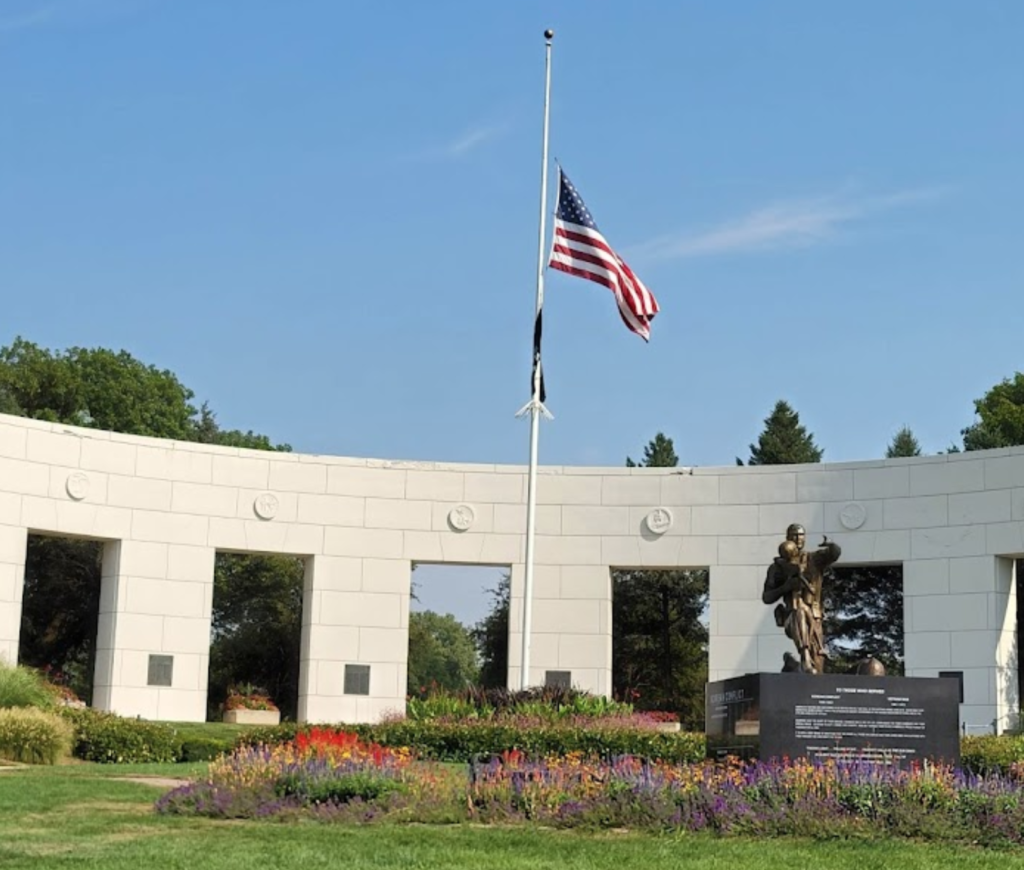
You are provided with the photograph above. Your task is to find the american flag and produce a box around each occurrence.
[548,167,659,341]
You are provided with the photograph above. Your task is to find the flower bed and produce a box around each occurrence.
[465,752,1024,841]
[157,727,1024,844]
[157,729,414,819]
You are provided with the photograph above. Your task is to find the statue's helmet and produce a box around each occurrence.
[786,523,806,541]
[779,540,800,560]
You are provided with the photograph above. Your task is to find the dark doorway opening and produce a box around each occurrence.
[824,563,905,675]
[612,567,709,731]
[19,534,103,705]
[207,552,305,721]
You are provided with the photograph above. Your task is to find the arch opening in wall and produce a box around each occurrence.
[823,563,904,675]
[207,552,305,722]
[18,533,105,707]
[611,566,709,731]
[408,563,509,699]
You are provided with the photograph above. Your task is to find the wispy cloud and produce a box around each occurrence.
[400,120,509,164]
[627,186,949,262]
[0,0,151,35]
[444,123,506,158]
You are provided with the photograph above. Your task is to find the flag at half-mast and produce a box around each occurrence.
[548,167,659,340]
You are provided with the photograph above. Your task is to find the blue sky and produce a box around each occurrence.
[2,1,1022,624]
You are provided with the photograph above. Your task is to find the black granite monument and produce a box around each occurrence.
[706,672,961,765]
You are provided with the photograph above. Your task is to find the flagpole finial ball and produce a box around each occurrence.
[544,29,554,40]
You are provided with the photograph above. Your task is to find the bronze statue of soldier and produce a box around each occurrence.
[761,523,841,674]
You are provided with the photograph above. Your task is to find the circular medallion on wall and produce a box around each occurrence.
[839,502,867,530]
[65,472,90,501]
[645,507,673,535]
[448,504,475,532]
[253,492,280,520]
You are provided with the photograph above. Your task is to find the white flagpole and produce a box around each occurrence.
[514,28,555,691]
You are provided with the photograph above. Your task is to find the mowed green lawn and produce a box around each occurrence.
[2,763,1024,870]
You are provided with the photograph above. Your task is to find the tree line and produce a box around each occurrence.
[3,337,1023,721]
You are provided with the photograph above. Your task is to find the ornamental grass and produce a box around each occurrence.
[0,663,55,711]
[0,707,73,765]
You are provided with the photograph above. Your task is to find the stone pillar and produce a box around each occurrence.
[508,563,610,694]
[0,519,27,665]
[904,555,1019,735]
[299,555,406,723]
[994,557,1018,734]
[93,541,214,721]
[707,563,767,681]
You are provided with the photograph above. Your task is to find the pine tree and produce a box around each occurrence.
[740,400,823,465]
[626,432,678,468]
[886,426,921,458]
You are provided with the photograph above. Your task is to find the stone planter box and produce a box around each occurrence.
[223,709,280,726]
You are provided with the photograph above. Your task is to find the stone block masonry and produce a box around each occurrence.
[0,412,1020,732]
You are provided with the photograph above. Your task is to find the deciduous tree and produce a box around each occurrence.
[407,611,480,694]
[962,373,1024,451]
[0,337,197,438]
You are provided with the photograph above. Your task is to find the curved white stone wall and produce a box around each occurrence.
[0,412,1019,731]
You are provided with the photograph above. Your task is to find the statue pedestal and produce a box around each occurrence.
[705,672,960,766]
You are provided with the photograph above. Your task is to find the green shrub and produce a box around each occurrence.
[406,685,635,723]
[0,707,72,764]
[235,720,706,764]
[58,708,181,763]
[366,721,705,764]
[961,734,1024,774]
[406,694,483,721]
[178,736,230,763]
[276,770,406,804]
[237,721,301,748]
[0,663,55,710]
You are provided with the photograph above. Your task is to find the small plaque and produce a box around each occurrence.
[253,492,280,520]
[939,671,964,703]
[448,504,475,532]
[645,507,673,535]
[147,654,174,687]
[66,472,90,501]
[545,670,572,689]
[344,664,371,696]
